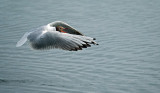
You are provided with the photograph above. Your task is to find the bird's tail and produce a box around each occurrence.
[16,32,31,47]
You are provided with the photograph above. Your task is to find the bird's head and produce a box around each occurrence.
[56,26,68,33]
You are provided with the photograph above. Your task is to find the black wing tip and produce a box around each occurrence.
[70,41,98,51]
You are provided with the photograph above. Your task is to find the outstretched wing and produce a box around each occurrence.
[16,32,31,47]
[28,30,98,51]
[49,21,83,35]
[63,28,83,35]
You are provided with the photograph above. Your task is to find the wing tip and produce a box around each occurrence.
[16,41,25,47]
[16,43,21,47]
[16,32,31,48]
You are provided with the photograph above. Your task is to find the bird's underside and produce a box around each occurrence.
[29,32,98,51]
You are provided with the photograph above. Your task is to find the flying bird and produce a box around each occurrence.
[16,21,98,51]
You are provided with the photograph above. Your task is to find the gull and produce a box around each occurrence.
[16,21,98,51]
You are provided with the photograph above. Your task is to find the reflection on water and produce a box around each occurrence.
[0,0,160,93]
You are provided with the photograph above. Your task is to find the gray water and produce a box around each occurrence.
[0,0,160,93]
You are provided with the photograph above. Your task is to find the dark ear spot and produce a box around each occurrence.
[56,26,59,31]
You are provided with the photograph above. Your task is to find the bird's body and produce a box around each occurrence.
[16,21,98,51]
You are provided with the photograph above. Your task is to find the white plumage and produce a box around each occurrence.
[16,21,98,51]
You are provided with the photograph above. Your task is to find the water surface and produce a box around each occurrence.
[0,0,160,93]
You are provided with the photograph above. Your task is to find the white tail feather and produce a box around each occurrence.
[16,32,30,47]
